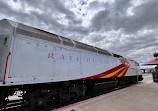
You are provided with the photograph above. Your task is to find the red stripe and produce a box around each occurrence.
[78,64,125,80]
[3,52,11,84]
[121,69,128,77]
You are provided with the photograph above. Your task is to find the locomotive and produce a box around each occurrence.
[0,19,143,110]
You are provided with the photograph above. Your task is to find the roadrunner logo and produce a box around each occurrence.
[119,58,135,70]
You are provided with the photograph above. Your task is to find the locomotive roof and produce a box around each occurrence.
[0,19,112,56]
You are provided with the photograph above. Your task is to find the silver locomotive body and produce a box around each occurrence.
[0,19,143,110]
[0,19,142,86]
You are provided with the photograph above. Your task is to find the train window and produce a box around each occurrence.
[61,37,74,47]
[0,35,8,48]
[16,24,61,43]
[113,53,122,58]
[4,37,7,45]
[95,47,112,56]
[135,62,139,66]
[75,41,97,52]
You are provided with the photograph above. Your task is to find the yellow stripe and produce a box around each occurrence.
[129,65,135,70]
[101,67,126,78]
[117,68,127,77]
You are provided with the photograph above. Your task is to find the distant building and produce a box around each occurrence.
[140,66,156,74]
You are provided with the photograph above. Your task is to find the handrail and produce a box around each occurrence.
[3,52,11,84]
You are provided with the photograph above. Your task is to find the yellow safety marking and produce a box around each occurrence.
[117,68,128,77]
[101,67,126,78]
[136,80,153,87]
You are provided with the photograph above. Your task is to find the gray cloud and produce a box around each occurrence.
[22,0,82,24]
[88,1,105,10]
[91,10,112,31]
[90,0,158,33]
[114,0,131,16]
[116,0,158,33]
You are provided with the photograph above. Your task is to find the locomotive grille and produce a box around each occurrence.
[96,47,112,56]
[16,24,61,43]
[75,41,97,52]
[61,37,74,47]
[15,22,111,56]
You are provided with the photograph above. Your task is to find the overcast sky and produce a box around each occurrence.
[0,0,158,65]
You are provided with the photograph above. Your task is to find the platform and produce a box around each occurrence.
[54,74,158,111]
